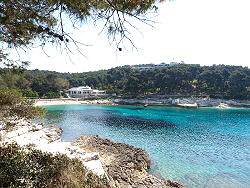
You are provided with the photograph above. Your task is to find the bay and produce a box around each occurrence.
[37,105,250,188]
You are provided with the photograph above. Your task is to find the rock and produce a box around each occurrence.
[166,180,185,187]
[74,135,184,188]
[0,120,106,177]
[42,126,63,142]
[113,98,250,108]
[1,120,185,187]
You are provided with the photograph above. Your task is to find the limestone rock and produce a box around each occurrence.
[75,135,184,188]
[113,98,250,108]
[0,120,105,177]
[1,120,184,187]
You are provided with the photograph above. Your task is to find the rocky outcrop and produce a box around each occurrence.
[113,98,250,108]
[74,135,184,188]
[113,98,171,106]
[1,120,184,187]
[0,120,105,176]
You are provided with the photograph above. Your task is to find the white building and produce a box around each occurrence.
[132,66,155,71]
[132,61,185,71]
[68,86,105,97]
[169,61,185,66]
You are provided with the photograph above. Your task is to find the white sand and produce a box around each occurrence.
[34,99,83,106]
[34,99,114,106]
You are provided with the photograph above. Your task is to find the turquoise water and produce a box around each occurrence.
[38,105,250,188]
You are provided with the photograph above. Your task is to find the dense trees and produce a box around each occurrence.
[86,64,248,100]
[0,69,69,98]
[0,64,249,100]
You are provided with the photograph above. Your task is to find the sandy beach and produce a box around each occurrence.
[34,98,114,106]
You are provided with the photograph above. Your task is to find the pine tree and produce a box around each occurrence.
[0,0,162,67]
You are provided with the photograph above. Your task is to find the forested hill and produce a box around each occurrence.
[0,64,249,100]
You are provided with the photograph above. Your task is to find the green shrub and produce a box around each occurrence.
[21,89,39,98]
[45,91,61,99]
[0,142,109,187]
[0,87,46,121]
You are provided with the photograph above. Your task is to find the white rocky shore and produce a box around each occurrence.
[113,97,250,108]
[34,97,249,108]
[0,119,184,188]
[0,119,105,177]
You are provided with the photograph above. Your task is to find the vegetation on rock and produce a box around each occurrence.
[0,86,46,122]
[0,142,109,187]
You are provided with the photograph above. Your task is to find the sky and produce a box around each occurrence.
[17,0,250,72]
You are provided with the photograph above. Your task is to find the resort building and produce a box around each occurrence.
[131,61,185,71]
[68,86,105,97]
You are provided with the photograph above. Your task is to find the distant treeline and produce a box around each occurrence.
[0,64,249,100]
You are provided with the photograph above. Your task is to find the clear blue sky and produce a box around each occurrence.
[12,0,250,72]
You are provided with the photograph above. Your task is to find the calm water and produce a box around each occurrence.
[38,105,250,188]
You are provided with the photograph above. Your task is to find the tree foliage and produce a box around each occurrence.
[0,86,46,121]
[0,69,69,97]
[0,0,162,67]
[1,64,249,100]
[22,88,39,98]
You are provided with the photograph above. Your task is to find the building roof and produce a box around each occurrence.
[68,86,105,93]
[68,86,92,91]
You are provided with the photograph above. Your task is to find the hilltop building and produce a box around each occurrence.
[132,61,185,71]
[68,86,105,97]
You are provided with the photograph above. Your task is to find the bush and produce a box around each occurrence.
[0,87,46,121]
[0,142,109,187]
[45,91,61,99]
[22,89,39,98]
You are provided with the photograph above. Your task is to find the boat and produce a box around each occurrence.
[177,103,198,108]
[144,104,149,107]
[216,103,230,108]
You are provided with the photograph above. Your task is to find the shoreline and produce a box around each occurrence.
[74,135,184,187]
[34,98,115,106]
[34,98,250,109]
[0,119,184,187]
[113,98,250,108]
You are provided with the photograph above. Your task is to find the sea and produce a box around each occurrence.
[37,105,250,188]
